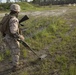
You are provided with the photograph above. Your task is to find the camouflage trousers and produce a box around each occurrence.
[3,34,20,66]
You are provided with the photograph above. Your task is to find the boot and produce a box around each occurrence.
[12,61,24,72]
[12,65,19,72]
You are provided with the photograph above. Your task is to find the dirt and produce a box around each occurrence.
[0,8,68,17]
[20,9,67,17]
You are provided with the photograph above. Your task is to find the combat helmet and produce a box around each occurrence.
[10,4,21,12]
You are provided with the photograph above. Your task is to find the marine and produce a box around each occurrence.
[2,4,24,71]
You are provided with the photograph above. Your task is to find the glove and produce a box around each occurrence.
[18,35,25,41]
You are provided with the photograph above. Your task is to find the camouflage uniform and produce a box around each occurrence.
[3,15,20,66]
[2,4,24,70]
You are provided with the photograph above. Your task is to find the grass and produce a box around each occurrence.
[0,5,76,75]
[1,2,76,12]
[0,15,76,75]
[0,2,52,12]
[22,16,70,51]
[0,53,4,61]
[22,11,75,75]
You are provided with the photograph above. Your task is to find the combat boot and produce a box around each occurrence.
[12,65,21,72]
[12,61,24,72]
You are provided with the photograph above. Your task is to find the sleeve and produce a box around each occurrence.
[9,17,19,34]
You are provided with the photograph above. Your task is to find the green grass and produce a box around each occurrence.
[0,6,76,75]
[0,15,76,75]
[22,16,70,51]
[0,2,74,12]
[22,12,75,75]
[0,53,4,61]
[0,2,52,12]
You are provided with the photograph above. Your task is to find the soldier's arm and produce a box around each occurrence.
[9,17,19,37]
[9,17,24,40]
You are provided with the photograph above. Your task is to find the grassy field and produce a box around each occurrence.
[0,2,74,12]
[19,10,76,75]
[0,2,52,12]
[0,2,76,75]
[22,13,76,75]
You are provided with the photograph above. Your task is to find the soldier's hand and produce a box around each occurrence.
[18,35,25,41]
